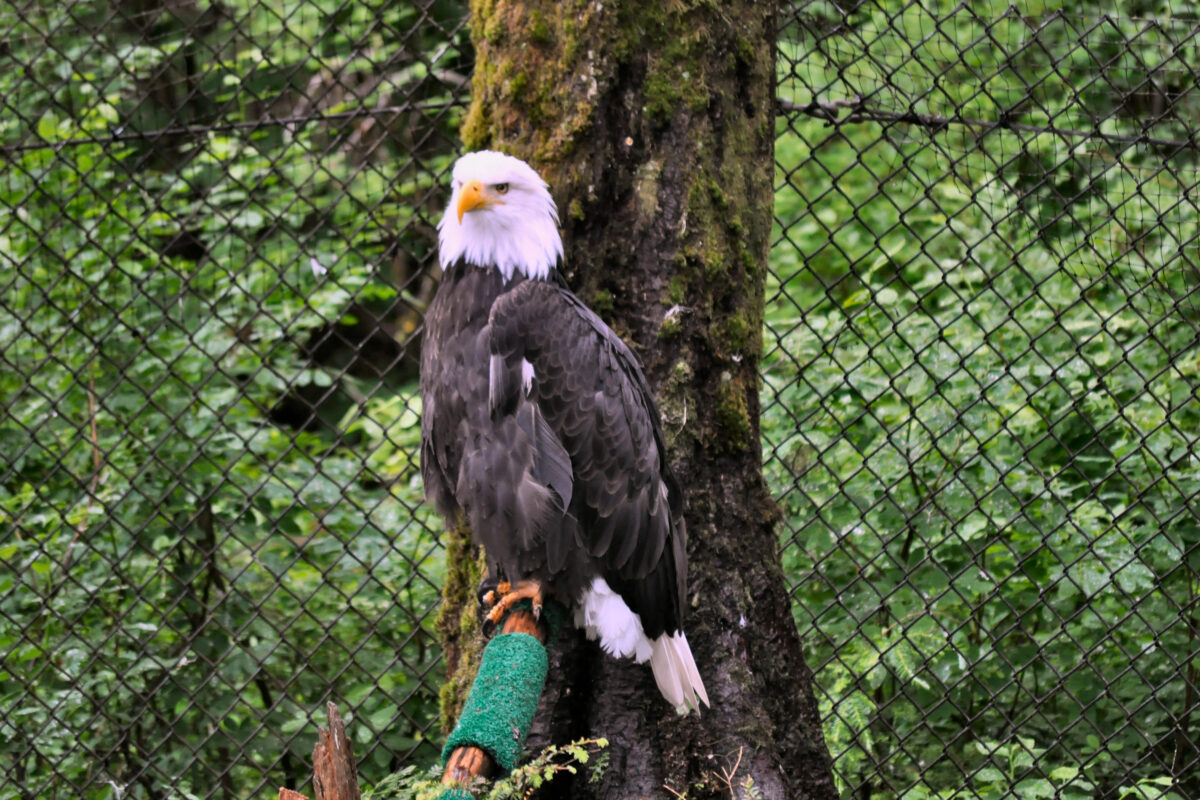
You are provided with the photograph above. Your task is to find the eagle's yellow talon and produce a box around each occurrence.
[484,603,506,627]
[480,580,512,613]
[480,579,545,635]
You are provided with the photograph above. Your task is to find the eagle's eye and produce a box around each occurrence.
[493,182,510,194]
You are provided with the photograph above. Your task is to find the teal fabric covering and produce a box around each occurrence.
[440,632,549,773]
[531,597,568,643]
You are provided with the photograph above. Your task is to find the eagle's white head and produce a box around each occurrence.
[437,150,563,282]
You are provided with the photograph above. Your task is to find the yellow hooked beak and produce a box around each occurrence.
[457,179,496,223]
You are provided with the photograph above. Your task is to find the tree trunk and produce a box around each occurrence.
[439,1,838,797]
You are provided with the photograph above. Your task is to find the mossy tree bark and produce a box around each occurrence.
[438,1,837,797]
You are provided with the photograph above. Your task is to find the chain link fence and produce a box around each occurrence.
[1,1,468,796]
[772,3,1200,799]
[1,1,1197,799]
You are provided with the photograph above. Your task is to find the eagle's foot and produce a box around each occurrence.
[481,579,544,636]
[478,579,511,610]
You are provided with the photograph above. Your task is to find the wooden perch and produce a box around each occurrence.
[441,609,548,788]
[280,611,547,800]
[279,702,360,800]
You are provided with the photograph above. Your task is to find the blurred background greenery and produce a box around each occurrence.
[771,4,1198,799]
[1,1,1197,798]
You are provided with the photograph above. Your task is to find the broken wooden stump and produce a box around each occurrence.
[278,702,360,800]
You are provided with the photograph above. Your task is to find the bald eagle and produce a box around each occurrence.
[420,151,709,712]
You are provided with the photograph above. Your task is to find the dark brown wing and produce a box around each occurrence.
[419,263,503,521]
[487,279,687,638]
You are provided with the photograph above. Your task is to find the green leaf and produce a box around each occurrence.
[1015,778,1055,799]
[1049,766,1079,782]
[875,287,899,306]
[975,768,1005,784]
[37,113,59,141]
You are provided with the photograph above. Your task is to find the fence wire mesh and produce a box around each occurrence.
[1,0,468,796]
[0,1,1197,799]
[772,3,1200,799]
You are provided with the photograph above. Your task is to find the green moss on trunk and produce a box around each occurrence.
[435,523,485,731]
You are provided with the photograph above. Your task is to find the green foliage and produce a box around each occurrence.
[0,0,466,797]
[361,738,609,800]
[896,738,1187,800]
[481,737,609,799]
[769,2,1200,799]
[4,1,1199,799]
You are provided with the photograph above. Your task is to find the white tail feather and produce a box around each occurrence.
[650,633,709,712]
[575,578,709,712]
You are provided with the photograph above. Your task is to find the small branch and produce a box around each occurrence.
[778,95,865,122]
[59,369,104,577]
[718,747,745,798]
[14,94,1198,159]
[776,97,1200,150]
[87,371,102,476]
[0,99,465,156]
[1172,568,1199,779]
[431,69,470,89]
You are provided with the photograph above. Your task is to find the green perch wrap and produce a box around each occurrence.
[440,631,549,774]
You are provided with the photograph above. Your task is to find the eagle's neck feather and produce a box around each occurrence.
[438,209,562,282]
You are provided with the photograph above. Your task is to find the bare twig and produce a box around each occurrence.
[0,99,463,156]
[776,97,1200,150]
[62,369,104,573]
[718,746,745,798]
[1172,568,1200,779]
